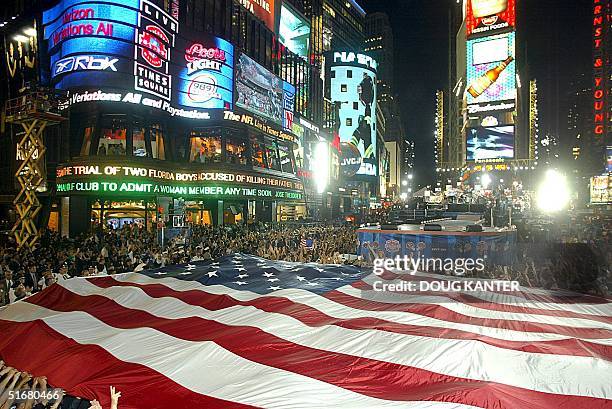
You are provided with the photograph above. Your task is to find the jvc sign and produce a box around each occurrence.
[53,55,119,77]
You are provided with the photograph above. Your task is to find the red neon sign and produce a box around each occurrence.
[139,25,169,68]
[52,8,114,46]
[185,44,226,63]
[592,0,606,136]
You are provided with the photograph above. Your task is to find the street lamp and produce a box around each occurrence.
[408,174,413,180]
[402,180,408,186]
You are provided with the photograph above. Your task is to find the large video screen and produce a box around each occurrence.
[466,125,514,161]
[329,52,378,177]
[43,0,243,119]
[235,53,294,126]
[466,32,515,105]
[238,0,277,32]
[466,0,515,37]
[279,4,310,59]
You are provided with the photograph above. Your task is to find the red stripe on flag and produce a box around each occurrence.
[85,277,612,359]
[325,289,612,340]
[352,279,612,325]
[24,286,612,409]
[0,319,257,409]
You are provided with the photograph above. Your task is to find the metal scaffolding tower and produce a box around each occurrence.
[3,90,65,249]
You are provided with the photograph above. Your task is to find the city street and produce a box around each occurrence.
[0,0,610,408]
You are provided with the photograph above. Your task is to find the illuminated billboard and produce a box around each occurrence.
[175,34,234,109]
[55,160,304,201]
[466,0,515,37]
[466,125,514,161]
[466,32,515,105]
[590,175,610,205]
[328,51,378,177]
[279,4,310,59]
[235,53,295,126]
[5,22,38,97]
[238,0,277,32]
[42,0,242,119]
[44,0,140,92]
[467,109,514,128]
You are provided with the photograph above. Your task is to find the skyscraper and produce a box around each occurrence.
[365,12,394,109]
[364,11,412,197]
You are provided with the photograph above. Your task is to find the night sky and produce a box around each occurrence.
[360,0,593,186]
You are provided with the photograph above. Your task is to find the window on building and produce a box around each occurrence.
[98,118,127,156]
[150,124,166,160]
[341,84,347,92]
[80,127,94,156]
[346,118,353,127]
[251,136,266,168]
[189,129,222,163]
[353,102,359,110]
[264,140,281,171]
[347,70,352,78]
[132,128,148,157]
[278,142,295,174]
[225,137,247,165]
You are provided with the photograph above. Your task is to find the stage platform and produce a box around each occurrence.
[358,220,516,266]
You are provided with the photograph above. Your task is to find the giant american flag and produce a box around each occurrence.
[0,253,610,409]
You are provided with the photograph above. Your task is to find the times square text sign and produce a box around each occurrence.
[55,162,304,201]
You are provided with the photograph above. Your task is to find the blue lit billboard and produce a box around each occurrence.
[466,125,515,161]
[43,0,139,47]
[328,51,378,178]
[41,0,297,129]
[466,32,516,105]
[174,34,234,110]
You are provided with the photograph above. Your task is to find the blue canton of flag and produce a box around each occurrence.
[139,253,368,295]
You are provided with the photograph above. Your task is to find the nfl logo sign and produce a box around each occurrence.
[284,111,294,130]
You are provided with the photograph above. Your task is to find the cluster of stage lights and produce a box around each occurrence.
[536,169,570,213]
[436,166,537,172]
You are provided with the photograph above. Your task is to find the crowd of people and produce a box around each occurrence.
[0,223,359,305]
[0,361,121,409]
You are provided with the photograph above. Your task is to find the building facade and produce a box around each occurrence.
[1,0,335,236]
[440,0,536,188]
[1,0,376,234]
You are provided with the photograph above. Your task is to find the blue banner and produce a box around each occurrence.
[358,229,517,266]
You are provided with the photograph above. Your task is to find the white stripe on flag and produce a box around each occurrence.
[0,301,476,409]
[379,271,612,317]
[339,285,612,331]
[55,278,612,399]
[112,274,612,344]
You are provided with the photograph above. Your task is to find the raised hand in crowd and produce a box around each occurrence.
[0,371,31,409]
[88,399,102,409]
[109,386,121,409]
[0,367,20,406]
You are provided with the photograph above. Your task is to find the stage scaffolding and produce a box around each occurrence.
[3,89,65,249]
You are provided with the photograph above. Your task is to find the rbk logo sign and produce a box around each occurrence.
[53,55,119,76]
